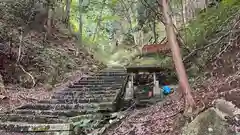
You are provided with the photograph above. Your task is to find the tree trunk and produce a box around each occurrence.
[120,0,132,30]
[189,0,196,19]
[78,0,83,45]
[46,0,54,38]
[92,0,106,42]
[161,0,196,114]
[0,74,5,93]
[181,0,186,25]
[152,20,157,43]
[61,0,65,20]
[47,8,53,35]
[205,0,208,11]
[64,0,71,26]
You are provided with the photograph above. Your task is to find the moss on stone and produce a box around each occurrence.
[31,125,51,132]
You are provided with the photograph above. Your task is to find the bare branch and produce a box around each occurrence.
[183,31,230,62]
[18,64,36,88]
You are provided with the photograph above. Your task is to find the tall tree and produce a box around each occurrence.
[63,0,71,26]
[181,0,186,25]
[119,0,133,31]
[78,0,83,45]
[161,0,196,114]
[92,0,106,42]
[45,0,54,38]
[0,74,4,93]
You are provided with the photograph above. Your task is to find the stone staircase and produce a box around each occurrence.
[0,69,128,135]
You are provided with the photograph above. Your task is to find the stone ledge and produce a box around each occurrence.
[0,122,73,132]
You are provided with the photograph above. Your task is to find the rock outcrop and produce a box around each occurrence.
[182,99,240,135]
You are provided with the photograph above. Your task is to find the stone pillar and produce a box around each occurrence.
[124,73,134,100]
[153,72,161,97]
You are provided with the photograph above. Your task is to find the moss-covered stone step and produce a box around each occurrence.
[0,130,73,135]
[94,72,127,78]
[0,122,72,132]
[94,71,127,76]
[39,96,116,104]
[68,84,122,88]
[81,76,126,80]
[78,78,124,82]
[53,90,117,97]
[12,109,102,117]
[62,87,121,92]
[51,93,116,100]
[100,69,126,72]
[98,70,126,73]
[78,76,125,81]
[0,69,127,134]
[18,102,113,110]
[0,114,67,124]
[69,113,104,122]
[73,81,120,85]
[99,69,126,71]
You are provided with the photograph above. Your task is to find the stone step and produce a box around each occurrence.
[12,109,106,117]
[0,114,67,124]
[0,122,72,132]
[78,78,124,83]
[54,90,117,97]
[94,72,127,76]
[68,84,122,88]
[81,76,126,80]
[0,69,127,134]
[69,113,104,122]
[98,70,126,73]
[78,77,125,81]
[100,69,126,72]
[51,93,116,100]
[39,97,116,104]
[73,81,119,85]
[0,130,73,135]
[62,87,121,92]
[18,102,113,110]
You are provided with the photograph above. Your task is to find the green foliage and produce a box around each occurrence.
[136,0,159,27]
[182,0,240,49]
[181,0,240,78]
[101,15,120,21]
[66,0,240,73]
[69,0,120,39]
[221,0,239,6]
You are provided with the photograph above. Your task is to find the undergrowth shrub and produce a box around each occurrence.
[181,0,240,78]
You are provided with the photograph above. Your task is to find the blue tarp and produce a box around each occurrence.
[162,85,171,95]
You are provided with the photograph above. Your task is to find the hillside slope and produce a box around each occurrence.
[0,0,105,111]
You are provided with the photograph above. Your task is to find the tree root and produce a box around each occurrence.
[18,64,36,88]
[183,99,206,122]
